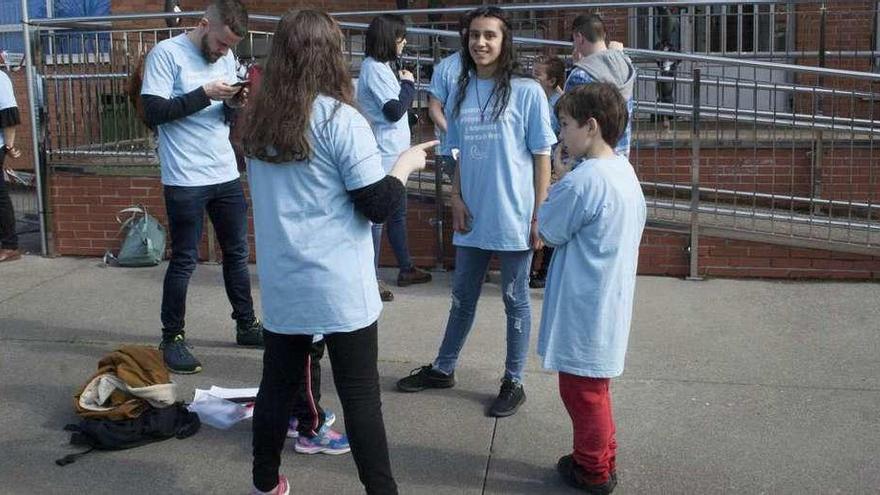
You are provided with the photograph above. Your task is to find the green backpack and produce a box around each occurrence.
[112,206,166,267]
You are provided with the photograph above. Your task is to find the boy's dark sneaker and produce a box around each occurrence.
[236,318,265,347]
[397,266,432,287]
[487,378,526,417]
[160,334,202,374]
[557,454,618,494]
[397,365,455,392]
[529,277,546,289]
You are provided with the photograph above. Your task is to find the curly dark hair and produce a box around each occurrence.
[242,10,354,163]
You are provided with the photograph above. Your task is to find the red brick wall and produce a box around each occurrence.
[793,1,878,118]
[639,230,880,280]
[50,172,880,280]
[5,70,36,172]
[632,146,879,203]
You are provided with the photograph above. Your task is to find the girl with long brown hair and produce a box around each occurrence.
[243,10,435,495]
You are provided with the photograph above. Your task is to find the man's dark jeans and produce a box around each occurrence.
[160,178,254,339]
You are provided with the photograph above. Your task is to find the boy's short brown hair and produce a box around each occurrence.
[535,55,566,89]
[571,13,605,43]
[556,83,627,147]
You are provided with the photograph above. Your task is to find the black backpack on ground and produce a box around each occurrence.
[56,403,200,466]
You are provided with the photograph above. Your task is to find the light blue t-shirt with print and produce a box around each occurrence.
[565,67,633,158]
[548,92,561,135]
[247,95,386,335]
[446,75,557,251]
[356,57,411,171]
[537,155,646,377]
[0,70,17,148]
[427,51,462,155]
[141,34,239,187]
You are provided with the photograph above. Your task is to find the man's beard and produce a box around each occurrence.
[200,35,221,63]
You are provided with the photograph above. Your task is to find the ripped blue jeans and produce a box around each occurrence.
[433,246,533,383]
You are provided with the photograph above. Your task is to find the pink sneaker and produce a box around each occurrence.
[251,475,289,495]
[294,423,351,455]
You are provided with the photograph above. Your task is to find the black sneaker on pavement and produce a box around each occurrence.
[160,334,203,374]
[557,454,618,494]
[237,318,265,347]
[488,378,526,417]
[397,365,455,392]
[397,266,432,287]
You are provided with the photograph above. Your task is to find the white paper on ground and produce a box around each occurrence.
[188,387,256,429]
[207,386,259,400]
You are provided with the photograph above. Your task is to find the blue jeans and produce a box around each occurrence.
[433,246,533,383]
[372,194,413,271]
[161,178,254,338]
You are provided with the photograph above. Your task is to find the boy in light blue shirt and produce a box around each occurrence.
[538,83,646,494]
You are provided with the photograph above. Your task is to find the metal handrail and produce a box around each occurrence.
[26,1,827,26]
[331,0,824,17]
[642,182,880,212]
[27,12,880,83]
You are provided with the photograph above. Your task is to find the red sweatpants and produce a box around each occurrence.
[558,372,617,485]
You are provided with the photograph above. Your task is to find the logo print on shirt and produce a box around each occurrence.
[469,144,488,161]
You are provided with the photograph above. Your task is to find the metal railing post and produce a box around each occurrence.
[688,68,703,280]
[811,1,827,212]
[21,0,49,256]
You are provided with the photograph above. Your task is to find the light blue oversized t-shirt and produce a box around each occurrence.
[446,75,557,251]
[427,51,461,155]
[548,92,561,135]
[356,57,411,171]
[0,70,17,148]
[247,95,386,335]
[141,34,239,187]
[537,155,646,377]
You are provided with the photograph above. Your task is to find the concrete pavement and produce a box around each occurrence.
[1,256,879,494]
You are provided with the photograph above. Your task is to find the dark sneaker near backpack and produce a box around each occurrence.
[236,317,265,346]
[161,318,263,374]
[160,333,202,375]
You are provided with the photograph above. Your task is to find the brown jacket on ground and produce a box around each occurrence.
[74,345,177,421]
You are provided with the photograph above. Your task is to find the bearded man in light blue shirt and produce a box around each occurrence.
[140,0,262,374]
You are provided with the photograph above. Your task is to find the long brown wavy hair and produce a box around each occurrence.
[242,10,354,163]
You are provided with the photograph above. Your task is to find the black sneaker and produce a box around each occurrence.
[557,454,618,494]
[488,378,526,417]
[160,334,202,374]
[397,365,455,392]
[236,318,265,347]
[529,277,546,289]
